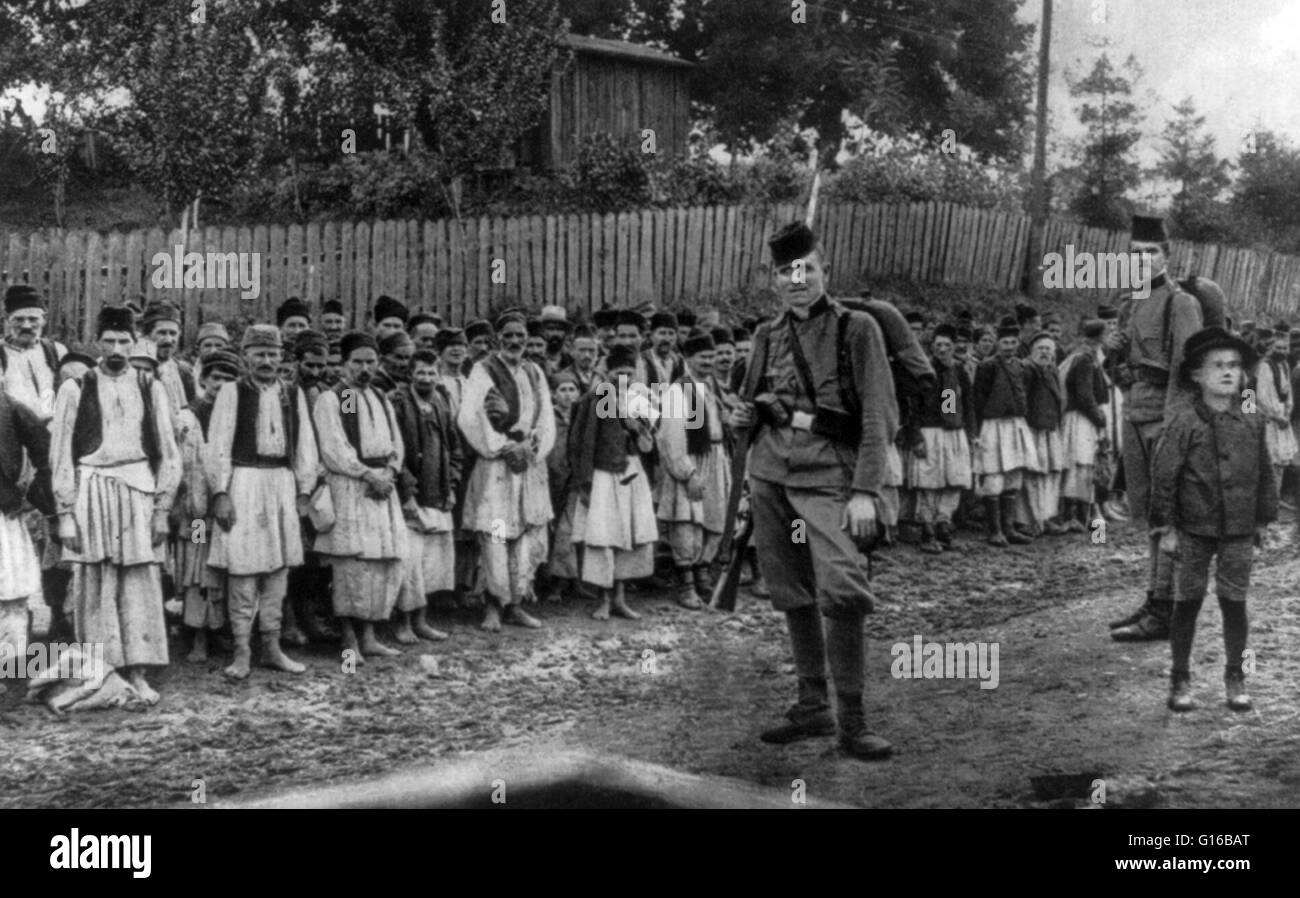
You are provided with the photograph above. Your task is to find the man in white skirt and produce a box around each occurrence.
[175,348,240,663]
[1255,328,1297,495]
[654,333,732,609]
[390,349,462,642]
[1021,332,1067,537]
[568,344,659,620]
[51,305,181,704]
[971,320,1038,548]
[314,332,409,659]
[907,324,975,554]
[457,312,555,632]
[0,386,54,692]
[1059,320,1111,533]
[206,326,319,679]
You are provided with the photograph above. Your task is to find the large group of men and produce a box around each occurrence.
[0,211,1290,759]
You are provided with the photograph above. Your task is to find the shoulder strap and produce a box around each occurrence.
[42,339,59,372]
[836,307,861,415]
[785,316,820,407]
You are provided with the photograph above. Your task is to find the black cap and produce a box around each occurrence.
[373,295,409,324]
[1131,214,1168,244]
[433,328,467,351]
[277,297,311,326]
[650,312,678,331]
[96,305,135,337]
[681,329,715,356]
[768,221,817,266]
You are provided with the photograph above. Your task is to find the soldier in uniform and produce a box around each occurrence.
[731,222,897,761]
[1110,214,1204,641]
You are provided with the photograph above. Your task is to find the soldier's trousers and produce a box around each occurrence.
[1123,418,1174,601]
[750,477,874,619]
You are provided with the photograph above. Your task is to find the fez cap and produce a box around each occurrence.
[1131,214,1169,244]
[732,326,751,342]
[904,311,924,325]
[996,323,1020,339]
[276,297,311,326]
[96,305,135,337]
[710,326,734,346]
[572,324,596,340]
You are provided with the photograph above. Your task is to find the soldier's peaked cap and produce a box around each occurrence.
[1131,214,1168,244]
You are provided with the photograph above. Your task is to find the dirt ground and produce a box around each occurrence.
[3,512,1300,809]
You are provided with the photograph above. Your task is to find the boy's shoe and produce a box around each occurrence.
[1225,669,1252,712]
[1111,611,1170,641]
[1168,672,1196,712]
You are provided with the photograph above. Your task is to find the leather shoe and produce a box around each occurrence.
[760,709,835,744]
[1168,672,1196,712]
[840,730,894,760]
[1111,612,1169,641]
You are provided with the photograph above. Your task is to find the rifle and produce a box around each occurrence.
[709,427,752,613]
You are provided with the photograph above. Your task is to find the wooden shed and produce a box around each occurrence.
[524,34,693,171]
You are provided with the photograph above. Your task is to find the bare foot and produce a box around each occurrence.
[481,604,502,632]
[261,637,306,674]
[591,593,611,621]
[414,619,449,641]
[223,645,252,680]
[187,629,209,663]
[610,588,641,620]
[504,605,543,629]
[128,669,161,704]
[359,623,401,656]
[394,619,419,645]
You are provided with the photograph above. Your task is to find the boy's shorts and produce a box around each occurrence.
[1173,533,1254,603]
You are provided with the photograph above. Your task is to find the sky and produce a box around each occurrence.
[1023,0,1300,174]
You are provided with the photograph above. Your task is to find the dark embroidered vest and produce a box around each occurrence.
[483,354,543,438]
[189,396,216,441]
[231,378,302,468]
[70,368,160,474]
[332,382,394,468]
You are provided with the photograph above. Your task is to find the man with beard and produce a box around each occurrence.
[525,319,550,371]
[373,295,409,341]
[139,301,195,416]
[464,319,494,377]
[731,222,897,761]
[2,285,66,419]
[206,326,319,679]
[174,349,241,662]
[645,312,685,387]
[561,325,601,394]
[313,332,408,659]
[323,340,344,387]
[408,313,440,354]
[1109,214,1204,642]
[458,312,555,631]
[374,331,414,394]
[321,300,347,343]
[610,311,652,385]
[908,324,975,554]
[277,297,312,344]
[540,306,573,374]
[391,350,462,643]
[50,305,181,704]
[655,331,732,610]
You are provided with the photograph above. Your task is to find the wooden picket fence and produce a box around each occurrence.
[4,201,1300,343]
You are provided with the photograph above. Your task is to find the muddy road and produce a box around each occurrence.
[3,514,1299,809]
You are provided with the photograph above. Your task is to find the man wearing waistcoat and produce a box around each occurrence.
[206,325,319,679]
[731,222,898,761]
[50,305,181,704]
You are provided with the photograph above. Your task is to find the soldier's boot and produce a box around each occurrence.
[934,521,955,550]
[1167,669,1196,712]
[260,631,306,674]
[1109,589,1153,630]
[1111,599,1171,642]
[1002,494,1032,544]
[983,497,1008,547]
[836,692,894,761]
[1225,666,1252,712]
[759,676,836,744]
[674,567,704,610]
[918,523,943,555]
[692,565,716,608]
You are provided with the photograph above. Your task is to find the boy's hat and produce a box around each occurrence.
[1177,327,1258,388]
[932,324,958,342]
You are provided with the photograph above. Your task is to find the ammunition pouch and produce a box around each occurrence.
[811,407,861,446]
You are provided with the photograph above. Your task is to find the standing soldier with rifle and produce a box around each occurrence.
[728,221,899,761]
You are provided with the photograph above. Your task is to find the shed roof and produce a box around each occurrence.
[561,33,693,69]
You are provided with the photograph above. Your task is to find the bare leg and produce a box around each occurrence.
[413,609,449,641]
[127,667,160,705]
[481,597,503,632]
[359,620,401,656]
[260,632,306,674]
[339,617,365,666]
[223,629,253,680]
[187,627,209,663]
[394,613,419,644]
[609,581,640,620]
[591,588,611,621]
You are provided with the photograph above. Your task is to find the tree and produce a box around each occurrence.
[1230,129,1300,252]
[1064,51,1145,230]
[1154,98,1232,243]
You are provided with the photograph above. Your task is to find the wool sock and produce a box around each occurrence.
[1219,596,1249,675]
[1169,598,1202,676]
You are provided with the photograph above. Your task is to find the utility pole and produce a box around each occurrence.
[1027,0,1051,299]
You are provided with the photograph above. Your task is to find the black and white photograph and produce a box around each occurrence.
[0,0,1292,855]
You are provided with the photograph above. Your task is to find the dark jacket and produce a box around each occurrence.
[1022,359,1063,432]
[548,407,572,512]
[1149,395,1277,538]
[915,358,976,439]
[567,387,637,489]
[1064,348,1108,429]
[0,392,54,516]
[972,355,1028,425]
[391,384,462,511]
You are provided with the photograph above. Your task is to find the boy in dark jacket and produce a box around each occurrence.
[1149,328,1276,712]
